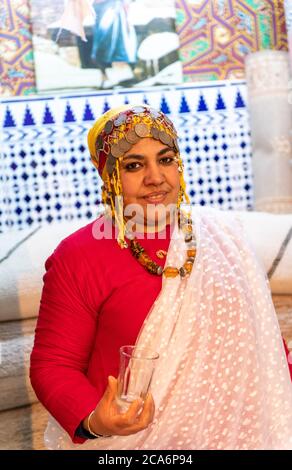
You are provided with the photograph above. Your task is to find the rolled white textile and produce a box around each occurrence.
[0,221,84,322]
[234,210,292,294]
[245,50,292,213]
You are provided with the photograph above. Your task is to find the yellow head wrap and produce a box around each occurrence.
[87,104,190,248]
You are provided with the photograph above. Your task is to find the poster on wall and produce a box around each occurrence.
[284,0,292,72]
[29,0,182,91]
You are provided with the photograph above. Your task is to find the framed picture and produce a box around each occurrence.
[30,0,182,91]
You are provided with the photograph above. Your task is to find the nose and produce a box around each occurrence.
[143,161,166,186]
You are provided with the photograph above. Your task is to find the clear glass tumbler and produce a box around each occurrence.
[116,345,159,413]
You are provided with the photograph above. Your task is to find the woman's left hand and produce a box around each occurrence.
[84,376,155,437]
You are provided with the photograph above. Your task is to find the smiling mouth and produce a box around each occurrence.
[142,192,168,203]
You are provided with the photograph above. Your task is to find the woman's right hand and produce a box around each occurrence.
[83,376,155,437]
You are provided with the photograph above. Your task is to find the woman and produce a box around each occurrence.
[30,105,292,450]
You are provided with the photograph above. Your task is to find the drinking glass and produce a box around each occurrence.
[116,345,159,413]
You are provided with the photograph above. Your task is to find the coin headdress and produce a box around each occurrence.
[88,105,190,248]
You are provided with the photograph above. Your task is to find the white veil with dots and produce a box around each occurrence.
[45,207,292,450]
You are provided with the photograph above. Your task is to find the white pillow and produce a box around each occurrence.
[234,211,292,294]
[0,221,84,321]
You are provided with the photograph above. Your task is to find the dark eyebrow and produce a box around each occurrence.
[123,154,145,162]
[123,147,175,161]
[157,147,175,156]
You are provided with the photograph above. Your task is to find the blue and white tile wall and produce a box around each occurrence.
[0,81,253,232]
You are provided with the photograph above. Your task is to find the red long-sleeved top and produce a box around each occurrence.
[30,215,292,444]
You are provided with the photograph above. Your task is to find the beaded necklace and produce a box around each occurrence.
[127,217,196,279]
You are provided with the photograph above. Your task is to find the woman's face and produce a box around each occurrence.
[119,137,180,229]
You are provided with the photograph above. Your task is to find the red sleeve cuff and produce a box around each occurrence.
[282,338,292,381]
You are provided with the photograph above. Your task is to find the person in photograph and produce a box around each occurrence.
[55,0,137,87]
[30,105,292,450]
[90,0,137,87]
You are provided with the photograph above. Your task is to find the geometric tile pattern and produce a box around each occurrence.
[0,81,253,232]
[0,0,36,96]
[176,0,288,82]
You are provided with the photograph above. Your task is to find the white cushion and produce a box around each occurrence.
[234,211,292,294]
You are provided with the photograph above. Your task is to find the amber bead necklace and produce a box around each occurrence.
[127,215,196,279]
